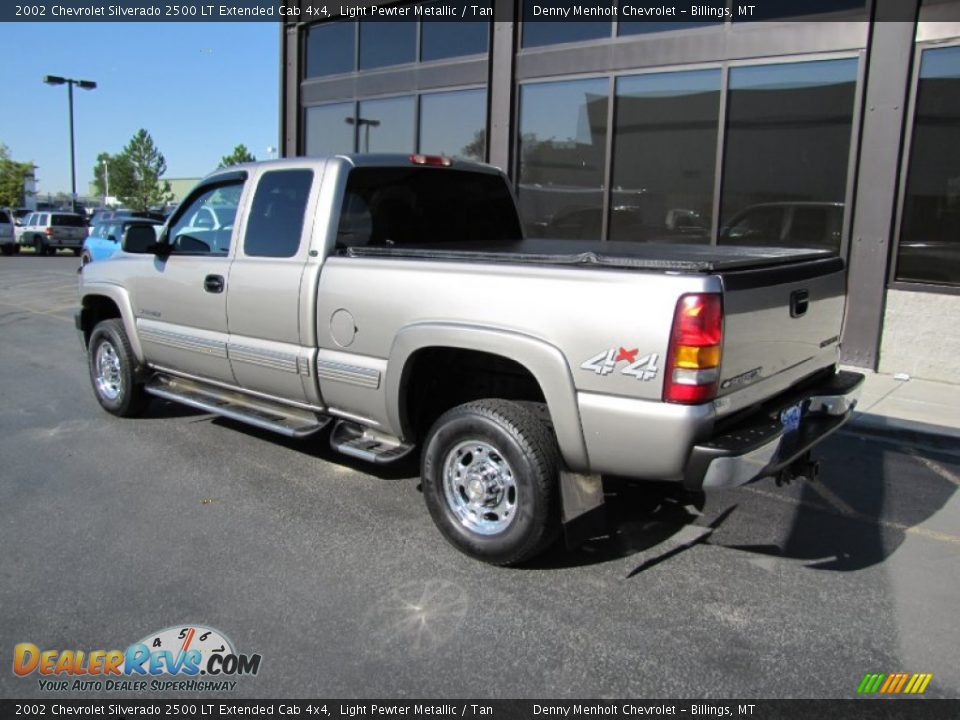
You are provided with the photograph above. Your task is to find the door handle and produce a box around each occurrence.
[204,274,225,294]
[790,289,809,318]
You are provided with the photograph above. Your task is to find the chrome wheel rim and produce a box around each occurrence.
[95,340,123,401]
[442,440,517,535]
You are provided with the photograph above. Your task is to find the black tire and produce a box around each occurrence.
[80,251,92,266]
[33,236,45,255]
[87,319,149,417]
[421,399,561,566]
[12,244,20,254]
[70,248,81,257]
[45,246,57,256]
[0,245,12,256]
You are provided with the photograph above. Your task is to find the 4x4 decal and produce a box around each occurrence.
[581,348,659,381]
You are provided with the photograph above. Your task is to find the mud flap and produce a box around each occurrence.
[560,471,607,549]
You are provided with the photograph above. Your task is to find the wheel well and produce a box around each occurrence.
[79,295,122,346]
[400,348,546,441]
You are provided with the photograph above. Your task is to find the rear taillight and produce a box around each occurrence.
[409,154,452,167]
[663,293,723,404]
[44,227,54,236]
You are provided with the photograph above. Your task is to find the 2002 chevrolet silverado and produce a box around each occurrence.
[76,154,864,565]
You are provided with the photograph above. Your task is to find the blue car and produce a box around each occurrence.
[82,217,163,265]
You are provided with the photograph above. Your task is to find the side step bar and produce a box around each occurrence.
[145,375,331,438]
[330,420,416,464]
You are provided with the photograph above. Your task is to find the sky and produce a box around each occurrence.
[0,22,279,197]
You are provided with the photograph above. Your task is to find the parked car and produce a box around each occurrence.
[719,202,844,251]
[87,209,165,236]
[82,217,164,265]
[18,211,88,255]
[0,209,16,255]
[78,155,864,566]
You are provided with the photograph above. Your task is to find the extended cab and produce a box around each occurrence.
[77,155,863,565]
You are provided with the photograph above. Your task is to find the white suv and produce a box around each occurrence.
[18,211,88,255]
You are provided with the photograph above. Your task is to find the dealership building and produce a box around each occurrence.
[280,1,960,381]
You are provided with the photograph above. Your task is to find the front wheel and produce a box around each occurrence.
[87,319,148,417]
[421,399,561,566]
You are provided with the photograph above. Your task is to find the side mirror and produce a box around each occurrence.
[122,223,163,254]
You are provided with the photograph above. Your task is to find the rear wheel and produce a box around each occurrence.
[71,248,81,257]
[87,319,149,417]
[45,246,57,256]
[80,251,93,266]
[0,245,12,256]
[32,236,45,255]
[421,399,561,566]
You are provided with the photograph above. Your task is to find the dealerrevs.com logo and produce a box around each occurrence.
[13,625,262,692]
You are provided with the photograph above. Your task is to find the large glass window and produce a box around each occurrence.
[305,102,356,156]
[421,4,490,61]
[517,78,609,239]
[896,45,960,286]
[305,21,355,78]
[521,1,612,48]
[360,20,416,70]
[419,89,487,161]
[719,58,858,251]
[244,170,313,258]
[357,96,416,153]
[610,69,720,243]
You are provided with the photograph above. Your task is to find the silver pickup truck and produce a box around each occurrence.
[77,155,864,565]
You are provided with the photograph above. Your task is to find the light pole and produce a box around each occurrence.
[43,75,97,213]
[266,145,277,159]
[345,116,381,153]
[101,157,109,207]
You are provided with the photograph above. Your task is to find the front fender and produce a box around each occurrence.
[385,323,590,472]
[79,282,144,363]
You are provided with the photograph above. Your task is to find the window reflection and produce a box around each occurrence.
[719,59,857,251]
[896,45,960,286]
[305,102,356,156]
[521,1,612,48]
[360,20,416,69]
[305,21,356,78]
[421,3,490,61]
[517,78,609,239]
[357,96,416,153]
[610,69,720,243]
[419,89,487,161]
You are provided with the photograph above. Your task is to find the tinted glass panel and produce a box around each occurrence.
[360,20,416,69]
[305,102,356,156]
[338,167,521,247]
[618,0,720,33]
[305,21,355,78]
[735,0,865,21]
[521,1,611,48]
[53,214,85,227]
[896,45,960,286]
[719,58,857,251]
[244,170,313,258]
[419,89,487,161]
[517,78,608,239]
[421,4,489,61]
[357,96,416,153]
[610,69,720,243]
[168,182,243,255]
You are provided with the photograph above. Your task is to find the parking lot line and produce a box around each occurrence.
[907,449,960,487]
[0,299,74,323]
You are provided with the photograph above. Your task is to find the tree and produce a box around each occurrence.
[219,144,256,168]
[0,144,35,208]
[91,151,131,200]
[113,129,174,212]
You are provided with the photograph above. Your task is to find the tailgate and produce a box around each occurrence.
[718,256,846,402]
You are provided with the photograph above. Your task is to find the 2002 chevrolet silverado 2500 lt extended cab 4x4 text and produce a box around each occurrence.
[76,154,864,565]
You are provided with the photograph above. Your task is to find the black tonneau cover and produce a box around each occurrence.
[340,239,834,273]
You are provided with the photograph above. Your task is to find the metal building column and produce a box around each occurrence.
[842,0,919,368]
[282,22,301,158]
[488,5,518,175]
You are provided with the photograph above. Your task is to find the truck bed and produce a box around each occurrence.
[341,238,835,273]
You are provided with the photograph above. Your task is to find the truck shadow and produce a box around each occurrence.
[530,435,958,574]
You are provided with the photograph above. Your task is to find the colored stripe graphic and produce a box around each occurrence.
[857,672,932,694]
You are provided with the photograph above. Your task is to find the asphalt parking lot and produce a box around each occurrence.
[1,255,959,700]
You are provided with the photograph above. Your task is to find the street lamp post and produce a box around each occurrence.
[43,75,97,213]
[101,157,109,207]
[345,116,381,153]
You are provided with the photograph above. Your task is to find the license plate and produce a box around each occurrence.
[780,403,802,432]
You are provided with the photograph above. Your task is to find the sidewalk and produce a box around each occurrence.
[843,366,960,449]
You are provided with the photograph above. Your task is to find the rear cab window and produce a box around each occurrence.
[335,167,522,249]
[243,169,313,258]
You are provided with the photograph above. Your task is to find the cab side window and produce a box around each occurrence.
[243,169,313,258]
[167,181,243,256]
